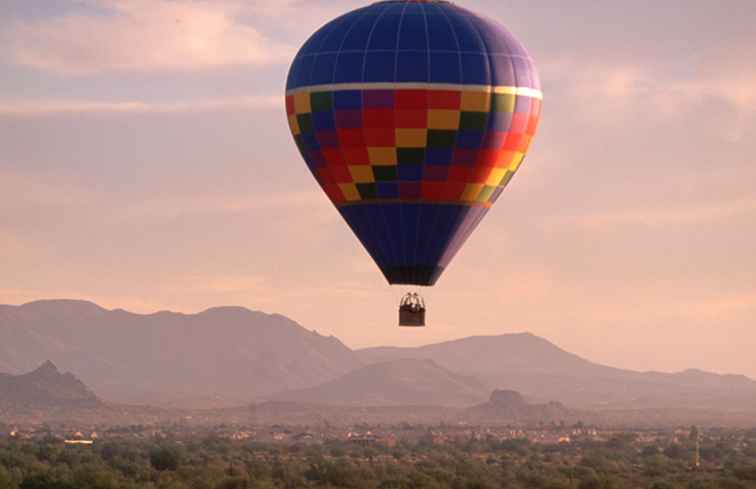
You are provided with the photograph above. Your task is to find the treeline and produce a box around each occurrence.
[0,431,755,489]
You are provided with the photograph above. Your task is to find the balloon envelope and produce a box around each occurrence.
[286,0,542,286]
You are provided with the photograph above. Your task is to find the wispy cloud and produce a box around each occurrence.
[583,288,756,324]
[548,194,756,230]
[0,169,336,244]
[0,170,101,207]
[543,55,756,131]
[0,169,330,222]
[3,0,294,74]
[0,95,281,116]
[682,292,756,321]
[120,190,330,220]
[0,234,24,256]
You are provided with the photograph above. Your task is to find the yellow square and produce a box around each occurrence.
[294,91,311,114]
[428,110,460,130]
[395,129,427,148]
[368,147,397,166]
[338,183,360,201]
[493,93,516,113]
[349,165,374,183]
[509,152,525,171]
[461,183,484,202]
[461,91,491,112]
[288,114,300,135]
[486,168,507,187]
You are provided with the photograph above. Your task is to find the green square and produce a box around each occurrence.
[297,113,313,133]
[459,111,488,131]
[356,183,377,199]
[492,93,516,113]
[310,91,333,112]
[478,185,496,202]
[427,130,457,148]
[397,148,425,165]
[372,166,397,181]
[294,135,306,153]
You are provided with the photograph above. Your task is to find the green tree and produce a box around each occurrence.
[19,473,76,489]
[649,481,677,489]
[0,467,13,489]
[579,475,616,489]
[733,465,756,481]
[150,446,182,472]
[215,477,249,489]
[72,464,119,489]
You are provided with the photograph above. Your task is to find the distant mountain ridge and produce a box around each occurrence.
[0,300,360,406]
[1,300,754,411]
[357,335,756,409]
[274,359,489,407]
[0,361,99,409]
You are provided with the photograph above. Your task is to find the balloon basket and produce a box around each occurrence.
[399,292,426,327]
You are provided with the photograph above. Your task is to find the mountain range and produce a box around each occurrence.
[0,300,359,406]
[274,359,489,407]
[358,336,756,409]
[1,300,755,412]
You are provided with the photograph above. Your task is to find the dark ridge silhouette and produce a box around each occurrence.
[463,389,573,423]
[0,361,100,408]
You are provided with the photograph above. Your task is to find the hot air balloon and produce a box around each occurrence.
[285,0,542,327]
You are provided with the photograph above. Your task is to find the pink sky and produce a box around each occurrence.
[1,0,755,377]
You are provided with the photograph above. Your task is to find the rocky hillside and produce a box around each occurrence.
[0,361,100,409]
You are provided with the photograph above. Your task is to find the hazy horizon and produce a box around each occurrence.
[1,0,755,380]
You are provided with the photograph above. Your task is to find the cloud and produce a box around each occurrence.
[0,95,281,116]
[543,56,756,124]
[115,189,340,246]
[682,292,756,322]
[132,271,276,303]
[580,287,756,324]
[0,167,332,245]
[0,168,331,224]
[3,0,294,74]
[0,234,24,256]
[548,194,756,230]
[0,170,100,207]
[120,190,330,221]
